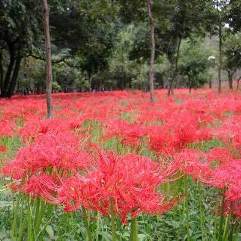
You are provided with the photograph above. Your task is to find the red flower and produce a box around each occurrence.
[2,131,91,180]
[104,120,146,148]
[23,174,61,204]
[0,145,7,153]
[0,120,14,137]
[175,149,214,183]
[59,152,177,223]
[1,131,91,203]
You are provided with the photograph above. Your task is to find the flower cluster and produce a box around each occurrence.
[59,152,176,222]
[2,89,241,224]
[175,148,241,217]
[2,131,91,203]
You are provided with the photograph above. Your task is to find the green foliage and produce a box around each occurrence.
[0,0,41,53]
[223,32,241,74]
[179,39,212,89]
[108,24,149,90]
[1,0,241,94]
[227,0,241,32]
[53,62,89,92]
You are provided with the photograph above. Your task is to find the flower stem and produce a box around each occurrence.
[35,198,44,237]
[110,202,117,241]
[27,198,34,241]
[82,208,92,241]
[228,215,238,241]
[217,189,225,241]
[130,217,138,241]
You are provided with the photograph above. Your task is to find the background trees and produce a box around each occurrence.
[1,0,241,98]
[0,0,41,97]
[223,33,241,89]
[179,40,212,92]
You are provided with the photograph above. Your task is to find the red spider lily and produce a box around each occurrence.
[146,110,211,155]
[176,147,241,218]
[1,131,92,203]
[19,117,86,143]
[174,149,214,183]
[103,120,147,148]
[224,180,241,218]
[213,116,241,153]
[207,147,233,166]
[0,145,7,153]
[224,199,241,218]
[59,151,177,223]
[147,126,177,154]
[175,148,240,187]
[22,174,61,204]
[208,160,241,189]
[0,120,14,137]
[2,132,91,179]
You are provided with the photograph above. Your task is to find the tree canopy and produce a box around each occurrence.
[0,0,241,97]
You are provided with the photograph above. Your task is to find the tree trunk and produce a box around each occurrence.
[0,51,3,95]
[218,17,222,93]
[121,66,125,90]
[209,79,212,89]
[237,77,241,90]
[147,0,155,102]
[6,56,22,97]
[43,0,53,118]
[89,76,92,92]
[1,50,16,97]
[227,70,233,90]
[188,75,192,93]
[168,37,182,96]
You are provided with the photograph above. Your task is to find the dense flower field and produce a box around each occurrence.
[1,89,241,241]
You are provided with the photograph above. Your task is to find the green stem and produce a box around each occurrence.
[11,196,18,239]
[110,203,117,241]
[183,177,190,241]
[96,212,100,241]
[197,183,205,241]
[217,189,226,241]
[27,198,34,241]
[130,217,138,241]
[13,195,25,241]
[35,199,45,239]
[228,220,234,241]
[83,208,92,241]
[222,215,230,240]
[228,216,237,241]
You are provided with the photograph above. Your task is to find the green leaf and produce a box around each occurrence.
[46,225,55,240]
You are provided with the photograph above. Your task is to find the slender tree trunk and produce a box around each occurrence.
[89,76,92,92]
[218,18,222,93]
[43,0,53,118]
[6,56,22,97]
[188,75,192,93]
[168,37,182,96]
[237,77,241,90]
[147,0,155,102]
[227,70,233,90]
[139,70,142,90]
[121,46,125,90]
[121,66,125,90]
[0,51,3,95]
[209,79,212,89]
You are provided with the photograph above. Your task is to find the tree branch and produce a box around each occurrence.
[27,53,81,68]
